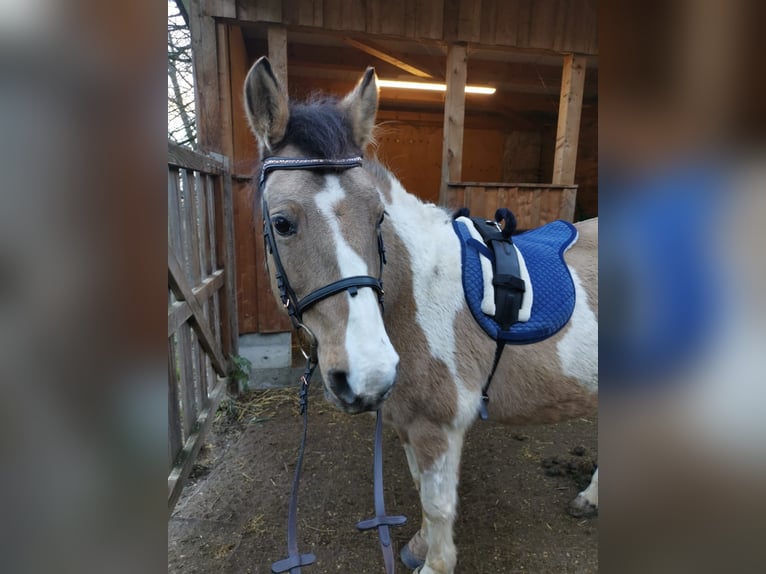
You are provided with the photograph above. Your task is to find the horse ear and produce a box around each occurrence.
[243,56,289,152]
[341,67,379,149]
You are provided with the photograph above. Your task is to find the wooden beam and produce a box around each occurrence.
[168,376,227,516]
[342,37,434,79]
[439,43,467,205]
[168,250,228,377]
[188,3,221,153]
[168,141,224,174]
[552,54,586,185]
[267,24,288,93]
[167,270,224,338]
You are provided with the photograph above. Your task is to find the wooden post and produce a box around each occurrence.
[188,3,221,152]
[552,54,587,185]
[439,43,467,205]
[267,24,288,93]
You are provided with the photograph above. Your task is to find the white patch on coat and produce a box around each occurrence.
[556,267,598,391]
[381,176,480,427]
[314,176,399,398]
[418,428,464,574]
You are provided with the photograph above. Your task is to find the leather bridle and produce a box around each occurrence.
[259,155,404,574]
[260,155,386,359]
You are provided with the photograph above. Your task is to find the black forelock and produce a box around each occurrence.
[277,97,360,158]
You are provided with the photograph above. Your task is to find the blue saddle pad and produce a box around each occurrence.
[453,219,578,344]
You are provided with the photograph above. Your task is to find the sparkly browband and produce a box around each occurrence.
[259,156,364,189]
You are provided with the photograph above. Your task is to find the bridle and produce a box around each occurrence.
[258,155,404,574]
[260,155,386,359]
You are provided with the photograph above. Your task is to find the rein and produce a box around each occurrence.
[259,155,405,574]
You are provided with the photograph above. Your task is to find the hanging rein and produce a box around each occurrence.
[259,155,406,574]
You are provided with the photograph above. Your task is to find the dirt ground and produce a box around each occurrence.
[168,383,598,573]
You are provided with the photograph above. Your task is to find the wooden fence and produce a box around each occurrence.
[445,182,578,228]
[167,142,238,516]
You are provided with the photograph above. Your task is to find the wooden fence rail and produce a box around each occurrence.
[445,182,578,229]
[167,141,238,516]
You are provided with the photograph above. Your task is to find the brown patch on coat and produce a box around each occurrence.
[377,215,460,470]
[485,220,599,424]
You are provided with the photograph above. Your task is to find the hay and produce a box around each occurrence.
[215,388,298,428]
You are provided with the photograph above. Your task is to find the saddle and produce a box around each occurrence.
[452,209,579,420]
[453,211,579,345]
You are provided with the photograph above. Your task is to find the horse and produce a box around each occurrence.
[244,56,598,574]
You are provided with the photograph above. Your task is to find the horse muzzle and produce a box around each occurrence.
[324,367,398,414]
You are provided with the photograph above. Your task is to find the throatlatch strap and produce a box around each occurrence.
[271,360,317,574]
[356,411,407,574]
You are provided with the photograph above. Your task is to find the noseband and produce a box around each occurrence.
[260,155,387,351]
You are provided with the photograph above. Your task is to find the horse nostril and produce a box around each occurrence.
[327,369,355,404]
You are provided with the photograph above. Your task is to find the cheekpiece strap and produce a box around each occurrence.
[259,156,364,189]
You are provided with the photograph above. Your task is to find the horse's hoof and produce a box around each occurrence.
[568,494,598,518]
[400,543,426,570]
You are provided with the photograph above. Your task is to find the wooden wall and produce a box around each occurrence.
[375,121,511,204]
[203,0,598,55]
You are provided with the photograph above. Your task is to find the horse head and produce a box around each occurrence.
[244,57,399,414]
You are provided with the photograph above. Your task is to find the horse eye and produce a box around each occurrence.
[272,216,295,236]
[378,211,386,225]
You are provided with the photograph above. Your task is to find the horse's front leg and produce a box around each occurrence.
[408,424,465,574]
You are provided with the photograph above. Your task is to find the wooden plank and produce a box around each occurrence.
[556,186,577,222]
[457,0,482,42]
[169,250,229,377]
[238,0,282,22]
[168,376,227,516]
[178,324,196,441]
[342,37,433,78]
[267,24,289,93]
[415,0,444,40]
[494,0,518,46]
[189,7,222,152]
[168,270,225,337]
[168,168,183,258]
[479,0,498,45]
[340,0,366,30]
[180,170,197,281]
[204,0,236,19]
[226,23,261,336]
[168,338,182,469]
[186,170,203,285]
[216,22,234,161]
[220,162,240,357]
[168,141,224,174]
[204,174,216,274]
[439,43,467,205]
[552,54,586,185]
[282,0,307,25]
[443,0,460,42]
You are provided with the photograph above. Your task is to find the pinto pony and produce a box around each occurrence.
[244,57,598,574]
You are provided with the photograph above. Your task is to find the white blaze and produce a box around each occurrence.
[314,176,399,397]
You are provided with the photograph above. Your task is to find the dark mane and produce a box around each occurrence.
[277,96,360,158]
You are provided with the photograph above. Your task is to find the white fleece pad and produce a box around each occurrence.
[457,216,533,322]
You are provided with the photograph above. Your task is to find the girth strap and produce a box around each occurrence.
[478,342,505,421]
